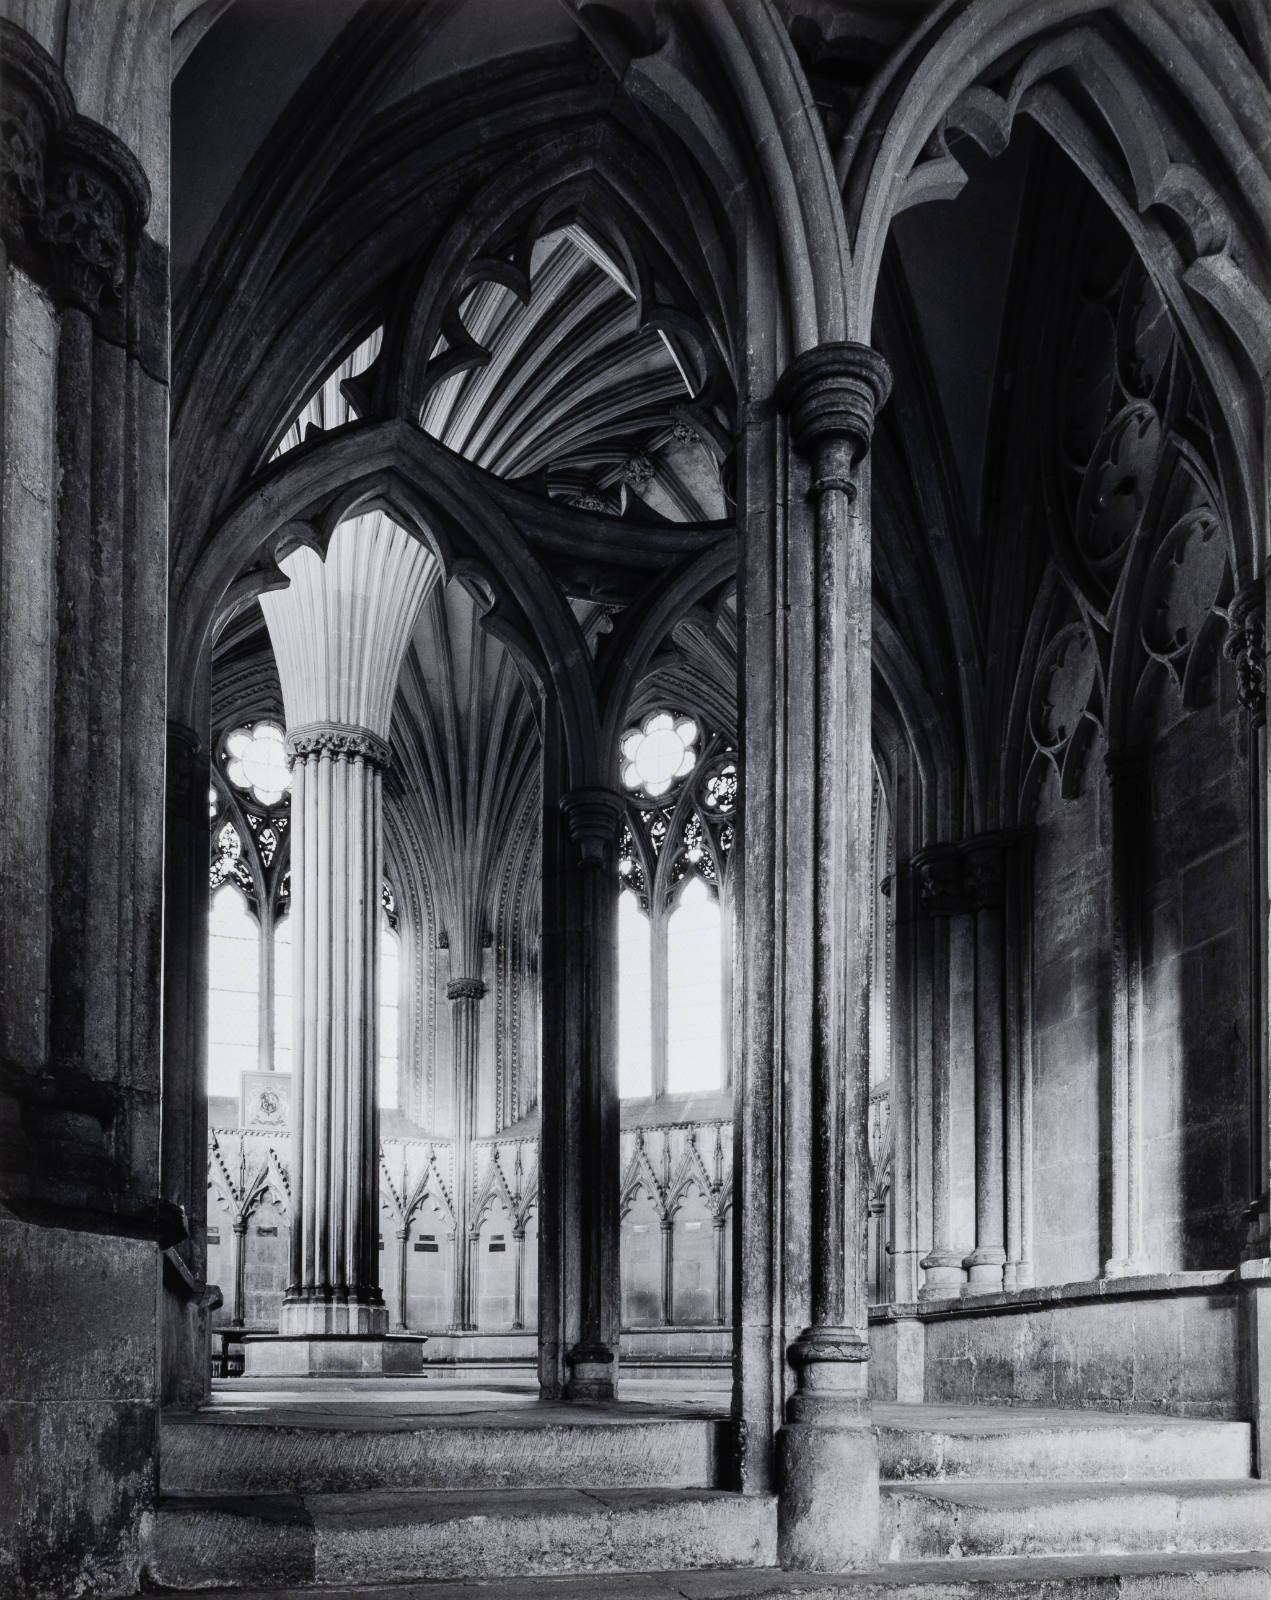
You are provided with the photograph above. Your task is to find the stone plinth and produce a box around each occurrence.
[242,1333,428,1378]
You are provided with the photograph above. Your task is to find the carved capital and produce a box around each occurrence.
[0,24,149,318]
[1225,578,1266,723]
[560,786,625,865]
[286,722,392,771]
[912,843,964,918]
[0,22,70,256]
[776,341,892,493]
[620,453,655,487]
[446,977,487,1003]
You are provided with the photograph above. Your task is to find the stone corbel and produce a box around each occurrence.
[776,340,892,497]
[560,786,625,866]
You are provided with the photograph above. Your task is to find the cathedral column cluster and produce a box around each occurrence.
[538,769,625,1400]
[448,976,487,1332]
[744,340,889,1571]
[244,514,434,1371]
[912,832,1029,1299]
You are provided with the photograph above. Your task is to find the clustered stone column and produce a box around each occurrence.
[773,342,890,1570]
[247,513,434,1375]
[278,723,392,1341]
[447,976,486,1331]
[538,774,625,1400]
[1,15,178,1583]
[913,844,966,1297]
[912,832,1025,1298]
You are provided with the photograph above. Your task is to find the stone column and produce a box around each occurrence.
[660,1215,675,1326]
[231,1218,248,1328]
[713,1213,728,1326]
[1105,748,1149,1278]
[447,976,486,1330]
[964,835,1009,1294]
[774,342,890,1571]
[162,718,218,1405]
[538,775,624,1400]
[1,17,174,1591]
[278,724,390,1341]
[914,845,966,1298]
[247,513,434,1375]
[512,1223,527,1331]
[395,1224,411,1331]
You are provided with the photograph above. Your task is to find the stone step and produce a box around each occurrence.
[875,1405,1253,1483]
[122,1551,1271,1600]
[161,1411,726,1495]
[141,1487,778,1590]
[883,1479,1271,1563]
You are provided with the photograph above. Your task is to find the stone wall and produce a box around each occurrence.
[1030,753,1111,1284]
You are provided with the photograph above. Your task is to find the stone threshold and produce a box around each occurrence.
[871,1268,1236,1322]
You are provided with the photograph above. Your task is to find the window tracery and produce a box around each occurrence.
[616,712,738,1100]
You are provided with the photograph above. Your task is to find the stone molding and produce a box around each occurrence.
[446,977,487,1002]
[776,340,892,493]
[560,786,625,864]
[1225,578,1266,723]
[788,1327,871,1366]
[0,20,150,319]
[286,722,392,770]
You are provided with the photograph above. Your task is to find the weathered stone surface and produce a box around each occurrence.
[241,1334,428,1379]
[874,1404,1251,1482]
[161,1409,727,1495]
[778,1424,880,1572]
[882,1479,1271,1562]
[143,1487,778,1589]
[919,1287,1241,1415]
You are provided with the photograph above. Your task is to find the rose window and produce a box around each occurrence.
[620,712,699,799]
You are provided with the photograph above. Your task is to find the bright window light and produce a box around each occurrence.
[618,890,653,1097]
[667,878,722,1093]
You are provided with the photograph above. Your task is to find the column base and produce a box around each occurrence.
[279,1296,389,1337]
[778,1421,880,1571]
[919,1248,965,1299]
[565,1341,616,1401]
[963,1247,1006,1294]
[241,1333,429,1378]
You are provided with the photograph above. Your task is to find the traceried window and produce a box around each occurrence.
[616,712,737,1099]
[618,892,653,1097]
[621,712,699,799]
[224,721,291,806]
[208,883,260,1098]
[380,909,401,1112]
